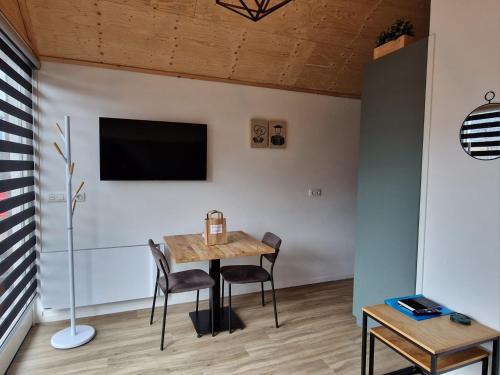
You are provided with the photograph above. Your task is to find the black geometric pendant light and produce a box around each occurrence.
[216,0,293,22]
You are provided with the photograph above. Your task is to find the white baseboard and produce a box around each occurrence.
[0,298,35,374]
[36,296,157,323]
[36,274,353,323]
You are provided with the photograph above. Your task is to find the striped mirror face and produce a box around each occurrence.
[460,102,500,160]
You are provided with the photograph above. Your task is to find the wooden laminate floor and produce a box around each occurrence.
[8,279,408,374]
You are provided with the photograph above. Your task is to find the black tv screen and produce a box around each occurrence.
[99,118,207,181]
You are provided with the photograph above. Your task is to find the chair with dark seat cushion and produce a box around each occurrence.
[148,239,215,350]
[220,232,282,333]
[220,265,271,284]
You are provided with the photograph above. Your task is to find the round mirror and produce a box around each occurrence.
[460,91,500,160]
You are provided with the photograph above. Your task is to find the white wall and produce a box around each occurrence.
[418,1,500,374]
[37,62,360,317]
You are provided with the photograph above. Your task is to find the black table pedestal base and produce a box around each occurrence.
[189,307,245,336]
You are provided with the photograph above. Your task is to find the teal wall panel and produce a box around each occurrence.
[353,38,428,325]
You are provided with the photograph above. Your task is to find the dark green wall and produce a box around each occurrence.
[353,38,428,325]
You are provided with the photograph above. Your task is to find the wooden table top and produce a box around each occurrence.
[364,304,500,355]
[163,231,275,264]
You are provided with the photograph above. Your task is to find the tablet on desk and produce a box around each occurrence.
[397,297,441,313]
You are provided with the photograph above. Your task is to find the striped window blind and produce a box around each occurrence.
[0,33,36,345]
[460,103,500,160]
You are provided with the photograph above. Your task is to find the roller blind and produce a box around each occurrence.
[0,31,36,346]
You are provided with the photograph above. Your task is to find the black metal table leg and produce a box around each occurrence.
[188,259,245,335]
[209,259,221,325]
[362,311,368,375]
[369,332,375,375]
[481,356,489,375]
[430,355,437,375]
[492,337,499,375]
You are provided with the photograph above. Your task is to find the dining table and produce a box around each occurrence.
[163,230,275,335]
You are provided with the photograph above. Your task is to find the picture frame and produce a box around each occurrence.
[269,120,287,149]
[250,119,269,148]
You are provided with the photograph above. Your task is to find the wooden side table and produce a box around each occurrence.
[361,304,500,375]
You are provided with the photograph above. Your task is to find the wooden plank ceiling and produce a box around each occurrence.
[1,0,430,98]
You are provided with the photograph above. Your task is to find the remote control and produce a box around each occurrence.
[413,308,442,316]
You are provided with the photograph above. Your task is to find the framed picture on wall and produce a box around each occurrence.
[269,120,287,149]
[250,119,269,148]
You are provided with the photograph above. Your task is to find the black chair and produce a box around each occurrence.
[220,232,282,333]
[148,240,215,350]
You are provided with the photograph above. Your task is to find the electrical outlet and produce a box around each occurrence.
[48,192,65,202]
[75,192,86,202]
[308,188,322,197]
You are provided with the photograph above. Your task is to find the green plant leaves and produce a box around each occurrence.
[375,19,415,47]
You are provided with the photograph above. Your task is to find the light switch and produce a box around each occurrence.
[48,192,65,202]
[308,188,322,197]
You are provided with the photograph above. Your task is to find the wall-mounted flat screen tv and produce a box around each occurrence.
[99,117,207,181]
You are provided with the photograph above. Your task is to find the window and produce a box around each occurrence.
[0,33,36,346]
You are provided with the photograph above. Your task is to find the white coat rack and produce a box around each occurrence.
[50,116,96,349]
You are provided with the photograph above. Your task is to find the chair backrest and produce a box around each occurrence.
[148,239,170,276]
[262,232,282,263]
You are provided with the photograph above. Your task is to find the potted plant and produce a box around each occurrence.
[373,19,415,60]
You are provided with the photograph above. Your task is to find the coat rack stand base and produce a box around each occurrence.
[51,325,96,349]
